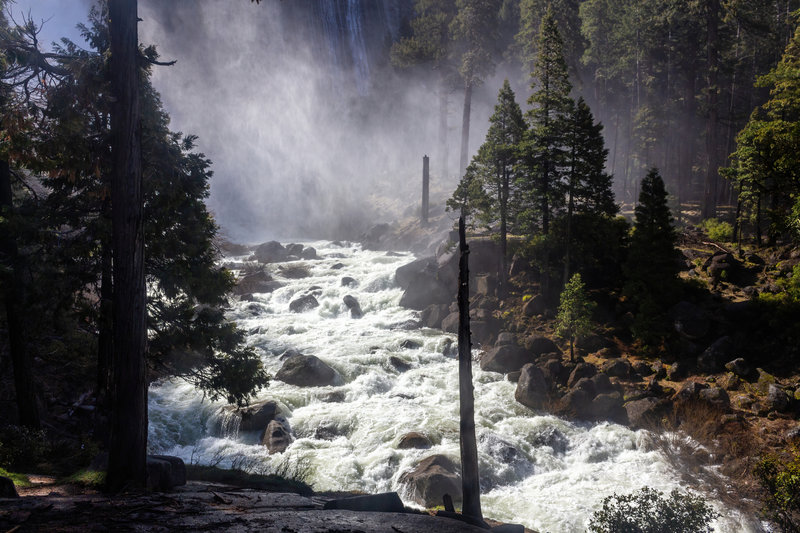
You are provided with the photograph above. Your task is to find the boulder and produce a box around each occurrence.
[541,359,569,388]
[559,388,592,418]
[667,361,687,381]
[285,243,303,256]
[625,397,668,429]
[146,455,187,491]
[399,275,451,310]
[602,358,631,378]
[590,392,627,423]
[217,239,250,256]
[697,336,734,373]
[343,295,363,318]
[389,356,412,372]
[276,354,340,387]
[496,332,515,346]
[398,432,433,450]
[514,364,549,410]
[479,345,533,374]
[507,371,521,383]
[591,373,615,394]
[400,339,422,350]
[673,381,707,403]
[278,263,311,279]
[525,336,561,357]
[523,295,547,317]
[289,294,319,313]
[361,223,391,248]
[475,274,496,297]
[261,417,293,454]
[233,270,281,295]
[756,368,777,394]
[725,358,751,378]
[341,276,358,287]
[0,476,18,498]
[669,301,710,340]
[567,363,597,389]
[530,426,568,455]
[395,257,436,290]
[300,247,318,260]
[719,373,742,391]
[421,304,449,329]
[698,387,731,410]
[572,377,597,398]
[253,241,288,263]
[766,384,791,413]
[233,400,280,432]
[441,312,460,333]
[652,361,667,380]
[399,455,462,507]
[632,361,653,376]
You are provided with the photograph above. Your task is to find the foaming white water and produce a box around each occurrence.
[148,241,763,532]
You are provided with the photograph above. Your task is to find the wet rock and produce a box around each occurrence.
[300,247,317,260]
[343,295,363,318]
[289,294,319,313]
[602,358,630,378]
[399,455,462,507]
[697,336,734,373]
[669,301,710,340]
[278,264,311,279]
[480,345,533,374]
[441,312,459,333]
[766,384,791,413]
[276,354,340,387]
[285,243,303,256]
[567,363,597,389]
[331,262,345,270]
[395,257,436,289]
[399,274,451,310]
[231,400,280,432]
[389,356,412,372]
[507,371,521,383]
[530,426,568,454]
[341,276,358,287]
[253,241,289,263]
[233,270,281,295]
[400,339,422,350]
[725,358,751,378]
[559,388,592,418]
[625,397,668,429]
[480,434,522,464]
[523,295,547,317]
[389,320,422,331]
[0,476,18,498]
[514,364,549,410]
[525,336,560,357]
[421,304,449,329]
[398,432,433,450]
[320,390,346,403]
[261,418,293,454]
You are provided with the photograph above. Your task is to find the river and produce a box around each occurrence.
[148,240,763,532]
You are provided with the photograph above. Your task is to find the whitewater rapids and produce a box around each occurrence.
[148,240,762,532]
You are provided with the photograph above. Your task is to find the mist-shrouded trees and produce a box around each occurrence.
[448,79,526,289]
[519,6,572,238]
[623,169,681,345]
[555,273,595,361]
[724,23,800,246]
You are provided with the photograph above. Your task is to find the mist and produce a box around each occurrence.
[137,0,500,243]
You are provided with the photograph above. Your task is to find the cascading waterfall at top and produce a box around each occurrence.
[147,241,763,533]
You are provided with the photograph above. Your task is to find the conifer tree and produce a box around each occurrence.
[555,273,595,361]
[519,6,573,237]
[448,79,526,289]
[623,168,680,344]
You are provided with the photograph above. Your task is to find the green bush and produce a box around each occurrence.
[754,448,800,531]
[588,486,718,533]
[699,218,733,242]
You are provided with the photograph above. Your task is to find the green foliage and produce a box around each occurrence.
[699,218,734,243]
[62,469,106,487]
[555,273,595,358]
[754,448,800,531]
[0,467,31,488]
[588,486,719,533]
[0,425,49,469]
[623,169,681,344]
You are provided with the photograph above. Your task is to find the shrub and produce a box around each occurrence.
[588,486,718,533]
[754,448,800,531]
[699,218,733,242]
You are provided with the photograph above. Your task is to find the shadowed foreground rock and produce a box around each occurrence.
[0,482,494,532]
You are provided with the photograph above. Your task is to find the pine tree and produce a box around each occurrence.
[623,168,681,344]
[519,6,573,237]
[555,273,595,361]
[449,79,526,289]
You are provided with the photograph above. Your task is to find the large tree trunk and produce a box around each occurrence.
[106,0,148,492]
[702,0,720,219]
[459,81,473,179]
[0,159,40,430]
[457,217,482,521]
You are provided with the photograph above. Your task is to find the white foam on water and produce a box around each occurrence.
[148,241,764,532]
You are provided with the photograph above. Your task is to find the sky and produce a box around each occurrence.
[8,0,91,51]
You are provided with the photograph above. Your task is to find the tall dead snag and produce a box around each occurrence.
[107,0,148,492]
[422,155,430,225]
[457,216,482,521]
